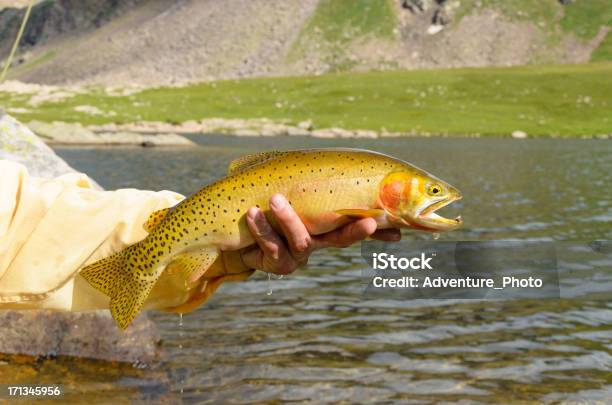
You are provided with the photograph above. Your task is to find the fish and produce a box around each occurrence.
[80,148,463,328]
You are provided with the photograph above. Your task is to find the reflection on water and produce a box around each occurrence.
[5,136,611,403]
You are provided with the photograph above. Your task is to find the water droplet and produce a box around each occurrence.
[433,232,440,240]
[267,272,273,295]
[178,313,184,349]
[178,313,184,394]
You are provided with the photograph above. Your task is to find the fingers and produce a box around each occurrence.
[269,194,313,264]
[244,206,298,275]
[242,196,402,276]
[313,217,378,249]
[371,228,402,242]
[245,207,283,260]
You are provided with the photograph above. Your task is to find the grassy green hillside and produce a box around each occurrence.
[455,0,611,61]
[592,32,612,62]
[288,0,612,74]
[560,0,611,39]
[287,0,397,71]
[1,63,610,137]
[301,0,396,43]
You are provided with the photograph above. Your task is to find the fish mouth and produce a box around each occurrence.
[418,195,463,229]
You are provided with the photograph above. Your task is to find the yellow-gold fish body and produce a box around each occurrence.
[80,148,462,328]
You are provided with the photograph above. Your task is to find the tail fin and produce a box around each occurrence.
[80,248,154,329]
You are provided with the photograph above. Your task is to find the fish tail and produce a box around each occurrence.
[80,246,152,329]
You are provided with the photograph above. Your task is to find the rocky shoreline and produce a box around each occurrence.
[28,120,196,147]
[26,119,612,144]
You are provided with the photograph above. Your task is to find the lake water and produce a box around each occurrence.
[7,136,612,403]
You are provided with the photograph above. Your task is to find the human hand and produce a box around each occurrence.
[240,194,401,275]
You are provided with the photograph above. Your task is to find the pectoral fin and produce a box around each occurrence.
[166,247,219,284]
[143,207,172,232]
[335,208,385,218]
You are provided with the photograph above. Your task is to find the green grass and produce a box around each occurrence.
[560,0,612,39]
[1,63,611,137]
[7,49,57,76]
[287,0,397,70]
[592,31,612,62]
[304,0,396,43]
[456,0,610,38]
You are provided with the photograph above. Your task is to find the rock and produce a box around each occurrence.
[261,122,290,136]
[0,112,76,178]
[27,120,194,146]
[0,310,159,363]
[297,119,314,131]
[180,120,202,133]
[28,120,99,143]
[74,104,114,117]
[511,130,528,139]
[432,8,450,25]
[0,111,161,363]
[401,0,430,13]
[95,131,195,146]
[334,128,357,138]
[286,126,309,136]
[353,129,379,139]
[311,128,337,138]
[233,128,262,136]
[427,24,445,35]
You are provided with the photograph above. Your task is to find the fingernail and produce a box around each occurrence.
[247,207,259,219]
[270,194,285,210]
[254,210,267,227]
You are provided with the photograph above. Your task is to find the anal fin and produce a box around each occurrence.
[166,247,219,284]
[164,270,255,314]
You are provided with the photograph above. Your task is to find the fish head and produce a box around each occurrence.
[378,170,463,232]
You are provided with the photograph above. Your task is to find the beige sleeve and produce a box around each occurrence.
[0,160,185,311]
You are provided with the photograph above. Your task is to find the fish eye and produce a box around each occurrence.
[428,184,443,196]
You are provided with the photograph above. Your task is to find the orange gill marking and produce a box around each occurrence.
[380,177,410,211]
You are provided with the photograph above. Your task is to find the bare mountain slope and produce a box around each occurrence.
[0,0,610,86]
[4,0,320,85]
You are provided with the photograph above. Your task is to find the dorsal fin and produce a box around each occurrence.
[228,151,285,175]
[143,207,171,232]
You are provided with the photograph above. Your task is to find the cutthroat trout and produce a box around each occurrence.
[81,149,462,328]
